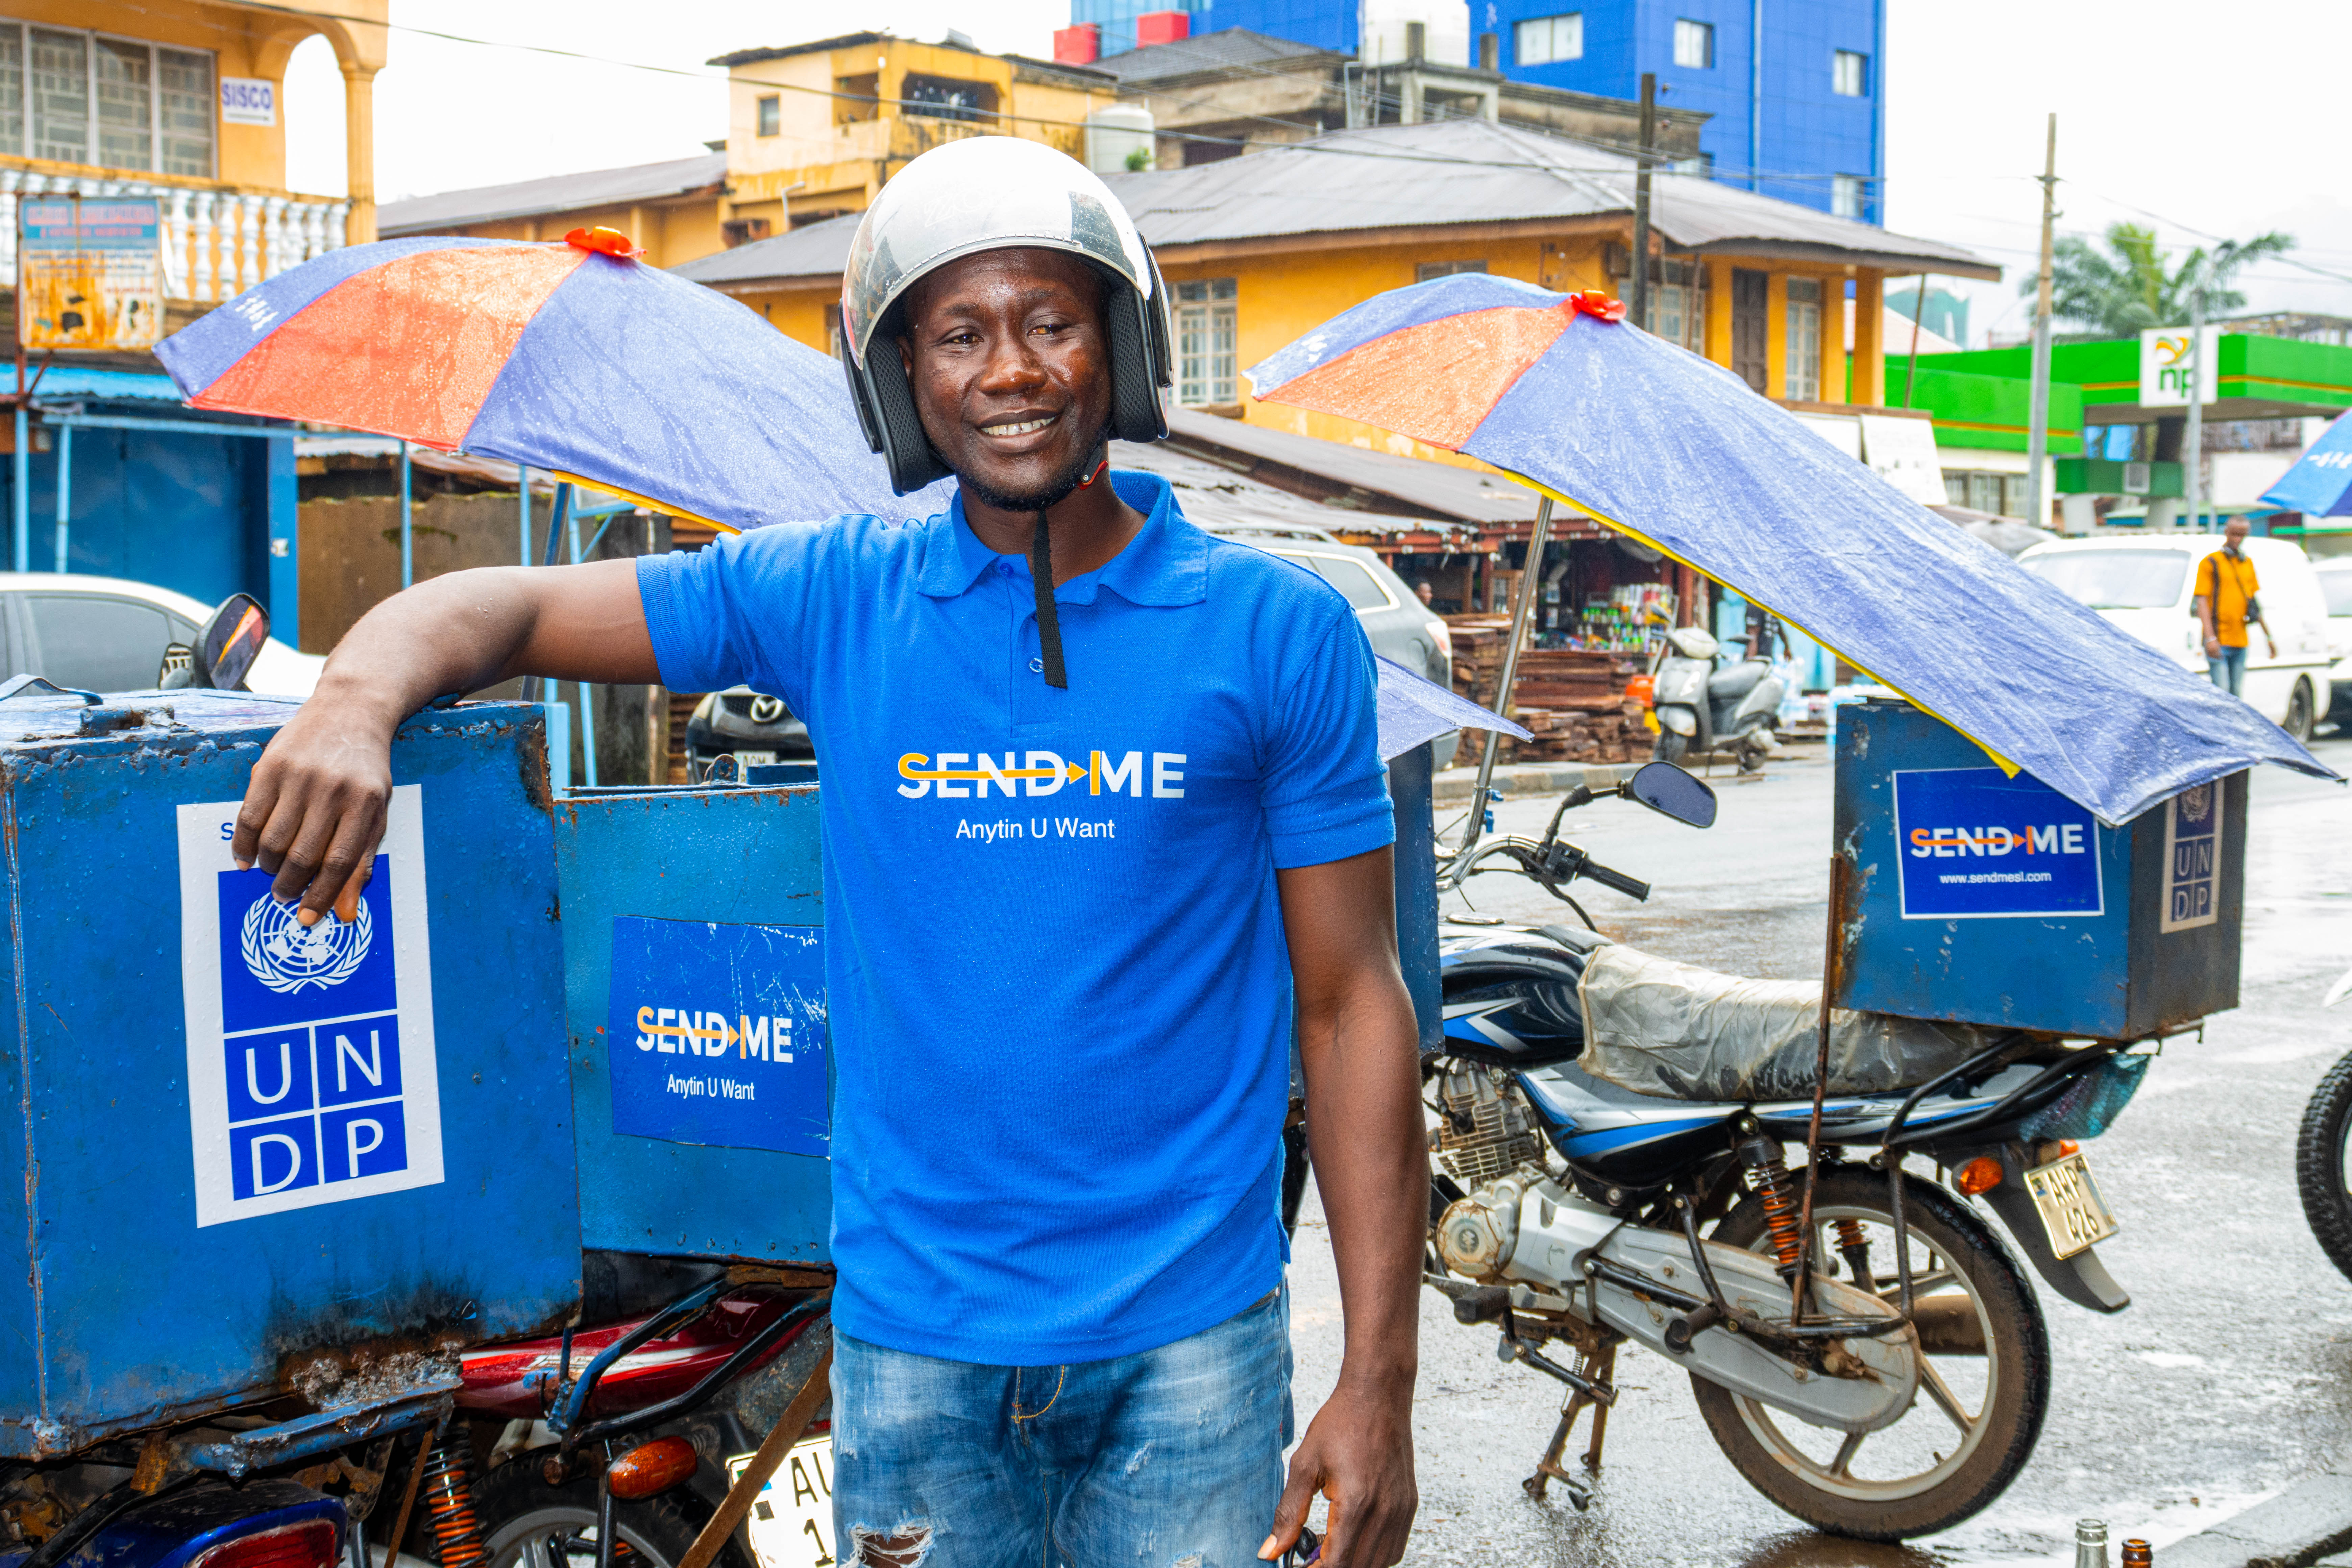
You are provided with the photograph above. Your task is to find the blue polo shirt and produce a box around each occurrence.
[636,472,1393,1364]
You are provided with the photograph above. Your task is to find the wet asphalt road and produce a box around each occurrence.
[1285,730,2352,1567]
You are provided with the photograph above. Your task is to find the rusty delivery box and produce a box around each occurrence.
[0,690,579,1457]
[552,782,831,1266]
[1830,699,2244,1040]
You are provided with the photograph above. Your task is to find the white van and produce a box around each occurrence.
[2017,535,2332,740]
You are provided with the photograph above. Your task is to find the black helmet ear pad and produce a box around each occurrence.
[1095,255,1171,445]
[846,307,954,496]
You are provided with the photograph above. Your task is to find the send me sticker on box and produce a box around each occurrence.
[1893,767,2105,920]
[607,916,828,1156]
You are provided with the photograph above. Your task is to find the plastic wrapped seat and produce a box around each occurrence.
[1576,944,1998,1103]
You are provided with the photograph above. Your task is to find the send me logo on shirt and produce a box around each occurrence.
[896,749,1187,798]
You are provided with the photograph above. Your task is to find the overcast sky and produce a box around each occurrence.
[281,0,2352,346]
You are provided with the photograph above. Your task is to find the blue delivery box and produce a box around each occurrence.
[553,783,831,1265]
[0,690,579,1457]
[1830,700,2244,1039]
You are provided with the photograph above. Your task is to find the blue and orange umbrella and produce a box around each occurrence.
[1248,274,2332,823]
[156,228,950,531]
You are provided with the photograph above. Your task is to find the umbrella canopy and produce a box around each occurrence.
[2259,408,2352,518]
[1248,274,2335,825]
[155,231,952,531]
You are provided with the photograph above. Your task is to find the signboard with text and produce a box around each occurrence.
[1893,767,2105,920]
[2139,325,2218,408]
[19,195,163,352]
[605,916,829,1156]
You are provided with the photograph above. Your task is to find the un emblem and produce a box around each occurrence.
[240,893,373,994]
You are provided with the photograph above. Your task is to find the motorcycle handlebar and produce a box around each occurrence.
[1578,858,1652,902]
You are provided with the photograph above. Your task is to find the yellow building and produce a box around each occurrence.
[677,118,1997,458]
[0,0,385,317]
[383,33,1117,272]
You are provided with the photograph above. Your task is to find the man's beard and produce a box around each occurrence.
[956,428,1109,514]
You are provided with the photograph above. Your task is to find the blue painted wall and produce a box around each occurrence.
[0,408,291,625]
[1084,0,1886,224]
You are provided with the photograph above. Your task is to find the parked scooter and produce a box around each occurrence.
[1430,763,2151,1540]
[1649,625,1786,771]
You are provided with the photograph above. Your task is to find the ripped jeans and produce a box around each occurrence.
[830,1285,1291,1567]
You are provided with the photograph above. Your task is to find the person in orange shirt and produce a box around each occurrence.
[2192,517,2277,695]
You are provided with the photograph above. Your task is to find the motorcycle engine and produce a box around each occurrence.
[1429,1063,1543,1188]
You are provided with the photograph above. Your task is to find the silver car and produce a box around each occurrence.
[1200,522,1459,766]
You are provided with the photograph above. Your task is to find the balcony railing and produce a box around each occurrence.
[0,161,350,306]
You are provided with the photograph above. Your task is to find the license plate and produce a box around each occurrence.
[729,1436,835,1568]
[2023,1150,2118,1259]
[732,750,778,767]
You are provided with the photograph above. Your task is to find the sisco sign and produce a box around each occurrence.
[178,787,445,1226]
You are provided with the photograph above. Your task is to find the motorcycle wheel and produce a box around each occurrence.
[1651,728,1691,763]
[1690,1166,2050,1541]
[2295,1048,2352,1284]
[476,1457,760,1568]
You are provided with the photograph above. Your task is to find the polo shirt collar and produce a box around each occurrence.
[915,470,1206,607]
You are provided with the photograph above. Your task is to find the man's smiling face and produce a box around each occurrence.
[898,247,1114,513]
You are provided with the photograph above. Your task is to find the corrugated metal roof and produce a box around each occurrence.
[1162,406,1541,524]
[1090,29,1339,82]
[672,212,861,288]
[1106,118,1999,277]
[381,153,727,236]
[1110,436,1451,538]
[24,367,185,402]
[670,119,1995,289]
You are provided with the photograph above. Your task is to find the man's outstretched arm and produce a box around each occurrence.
[235,560,657,919]
[1267,846,1423,1567]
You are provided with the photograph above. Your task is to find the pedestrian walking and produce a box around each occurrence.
[2194,517,2277,694]
[222,137,1421,1568]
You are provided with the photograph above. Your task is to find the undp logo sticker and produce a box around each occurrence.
[178,786,445,1227]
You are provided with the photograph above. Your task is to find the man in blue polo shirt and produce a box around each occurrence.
[231,137,1423,1567]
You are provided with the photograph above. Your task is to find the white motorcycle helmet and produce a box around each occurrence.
[840,136,1174,496]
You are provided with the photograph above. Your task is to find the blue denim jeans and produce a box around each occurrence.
[2208,644,2247,695]
[831,1286,1291,1567]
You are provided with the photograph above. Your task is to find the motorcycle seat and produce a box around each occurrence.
[1574,944,2000,1102]
[1706,663,1765,702]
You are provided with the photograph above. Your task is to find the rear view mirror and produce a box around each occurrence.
[197,594,269,692]
[1627,760,1717,828]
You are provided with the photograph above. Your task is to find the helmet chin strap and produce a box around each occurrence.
[1029,446,1109,691]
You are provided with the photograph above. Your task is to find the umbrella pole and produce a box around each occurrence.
[398,439,413,590]
[1448,495,1554,880]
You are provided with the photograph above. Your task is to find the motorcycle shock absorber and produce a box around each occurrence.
[418,1424,490,1568]
[1833,1218,1874,1290]
[1739,1138,1807,1280]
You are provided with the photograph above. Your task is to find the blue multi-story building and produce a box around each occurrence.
[1067,0,1885,224]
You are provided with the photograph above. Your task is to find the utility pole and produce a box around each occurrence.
[2024,113,2058,529]
[1630,72,1656,328]
[2184,265,2206,531]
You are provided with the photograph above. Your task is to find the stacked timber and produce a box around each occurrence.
[1448,625,1649,764]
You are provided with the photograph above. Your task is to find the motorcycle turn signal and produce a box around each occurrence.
[605,1436,700,1500]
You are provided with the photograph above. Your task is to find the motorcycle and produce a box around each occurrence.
[1649,625,1786,771]
[2294,968,2352,1283]
[1427,762,2150,1540]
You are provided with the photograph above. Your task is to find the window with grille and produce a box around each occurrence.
[1673,19,1714,69]
[3,20,213,176]
[1831,174,1863,218]
[1783,276,1822,401]
[1833,49,1868,97]
[1514,13,1583,65]
[1175,278,1238,406]
[1415,259,1488,282]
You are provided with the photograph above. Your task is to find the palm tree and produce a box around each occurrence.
[2029,222,2295,338]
